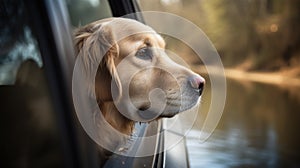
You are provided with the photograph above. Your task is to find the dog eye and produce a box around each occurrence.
[136,47,152,60]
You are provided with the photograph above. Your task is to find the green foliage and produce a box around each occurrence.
[139,0,300,70]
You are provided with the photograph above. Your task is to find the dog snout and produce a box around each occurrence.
[188,75,205,96]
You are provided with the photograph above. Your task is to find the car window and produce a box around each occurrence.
[0,1,65,167]
[66,0,113,27]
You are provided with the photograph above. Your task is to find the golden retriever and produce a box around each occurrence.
[74,18,205,163]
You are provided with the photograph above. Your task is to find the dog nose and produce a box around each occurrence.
[188,75,205,96]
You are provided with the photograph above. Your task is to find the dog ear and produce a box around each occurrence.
[74,22,122,102]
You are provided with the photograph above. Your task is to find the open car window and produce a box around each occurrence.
[66,0,113,27]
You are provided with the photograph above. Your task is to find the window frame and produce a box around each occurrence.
[23,1,98,167]
[21,0,148,167]
[19,0,188,167]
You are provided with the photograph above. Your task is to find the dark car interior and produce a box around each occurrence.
[0,0,190,167]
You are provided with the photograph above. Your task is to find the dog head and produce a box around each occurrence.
[75,18,205,122]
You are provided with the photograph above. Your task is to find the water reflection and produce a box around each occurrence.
[187,79,300,167]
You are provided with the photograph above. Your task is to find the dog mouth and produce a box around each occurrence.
[137,104,160,121]
[137,108,175,121]
[136,96,200,121]
[136,103,178,121]
[138,104,150,111]
[133,83,203,121]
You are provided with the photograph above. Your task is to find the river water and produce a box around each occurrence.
[186,79,300,167]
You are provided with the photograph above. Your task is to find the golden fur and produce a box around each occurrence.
[74,18,204,164]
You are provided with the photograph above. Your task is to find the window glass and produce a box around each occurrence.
[0,1,64,167]
[66,0,113,27]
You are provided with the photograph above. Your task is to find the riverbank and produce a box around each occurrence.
[225,68,300,87]
[191,65,300,87]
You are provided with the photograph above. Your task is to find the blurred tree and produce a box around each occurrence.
[202,0,300,70]
[139,0,300,71]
